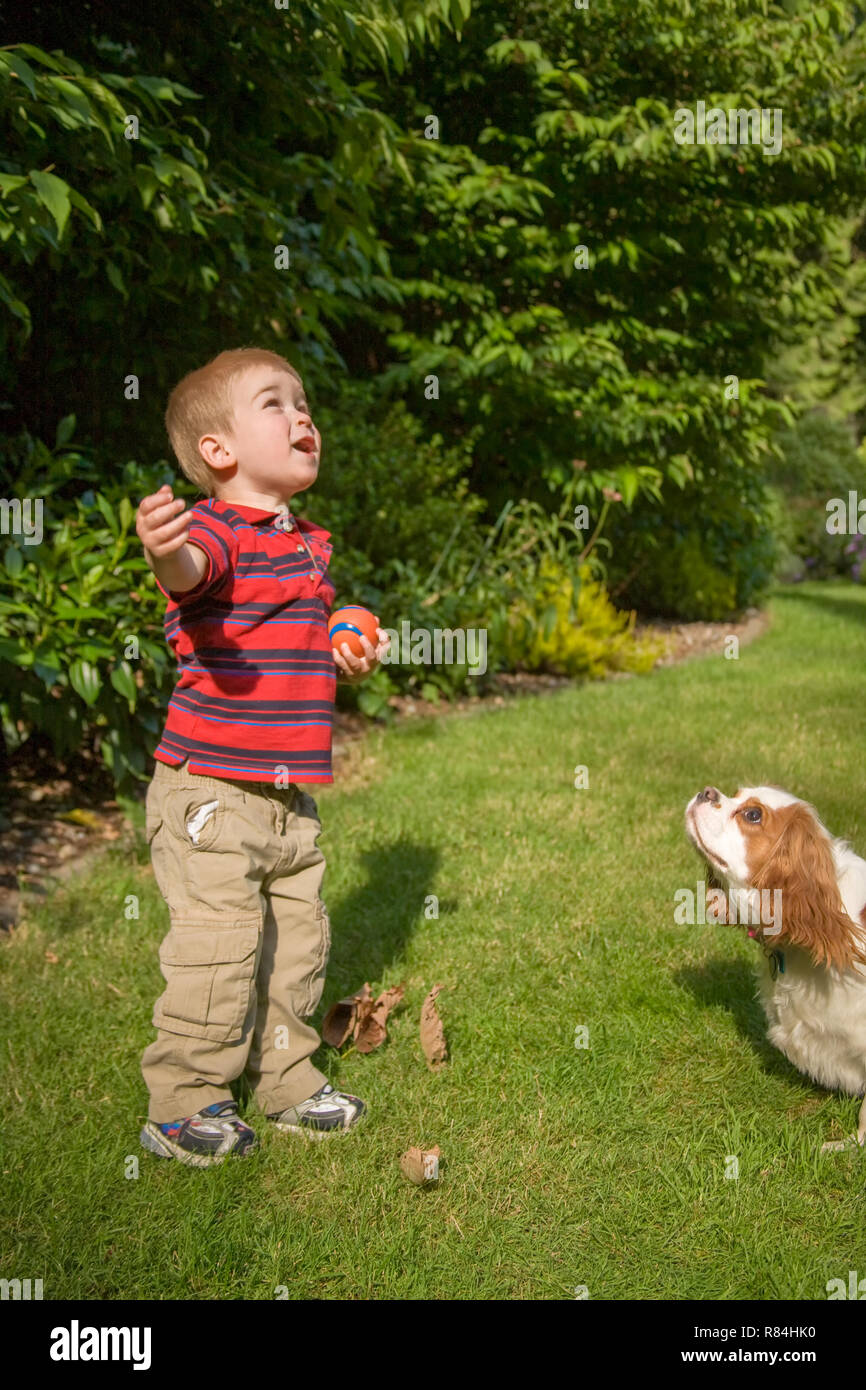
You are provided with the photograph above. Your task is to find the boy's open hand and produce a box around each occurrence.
[136,484,191,556]
[333,628,391,684]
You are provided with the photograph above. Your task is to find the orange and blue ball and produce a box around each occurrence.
[328,605,381,659]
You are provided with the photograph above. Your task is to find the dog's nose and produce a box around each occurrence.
[697,786,721,805]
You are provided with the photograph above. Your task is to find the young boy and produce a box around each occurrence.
[134,346,389,1167]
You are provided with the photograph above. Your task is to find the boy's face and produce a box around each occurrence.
[200,364,321,506]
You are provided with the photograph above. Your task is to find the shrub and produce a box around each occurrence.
[369,490,667,699]
[764,410,866,581]
[603,470,778,621]
[646,533,740,623]
[844,533,866,580]
[504,556,668,677]
[295,379,487,617]
[0,422,174,787]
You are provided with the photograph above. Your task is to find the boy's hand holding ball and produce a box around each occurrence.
[329,605,390,683]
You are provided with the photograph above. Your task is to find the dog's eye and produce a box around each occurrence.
[742,807,762,823]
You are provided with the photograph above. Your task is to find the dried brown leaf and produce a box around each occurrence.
[399,1145,441,1184]
[322,982,373,1048]
[420,983,448,1071]
[355,983,405,1053]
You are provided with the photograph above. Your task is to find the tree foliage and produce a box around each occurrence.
[364,0,866,516]
[3,0,865,503]
[0,0,469,444]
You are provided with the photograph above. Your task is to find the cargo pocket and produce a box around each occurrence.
[305,896,332,1015]
[152,915,262,1042]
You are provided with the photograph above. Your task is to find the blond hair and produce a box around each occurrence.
[164,346,304,497]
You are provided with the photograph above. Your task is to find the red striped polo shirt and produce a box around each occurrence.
[151,498,337,783]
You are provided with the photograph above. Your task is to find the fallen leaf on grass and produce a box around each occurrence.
[44,950,59,964]
[322,983,373,1047]
[399,1145,441,1184]
[420,983,448,1071]
[59,809,102,830]
[356,984,405,1053]
[322,981,405,1052]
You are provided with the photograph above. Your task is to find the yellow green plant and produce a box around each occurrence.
[505,557,669,678]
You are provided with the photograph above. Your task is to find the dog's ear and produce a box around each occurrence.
[706,863,725,892]
[753,804,866,970]
[704,864,728,922]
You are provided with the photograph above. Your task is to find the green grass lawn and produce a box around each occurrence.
[3,580,866,1300]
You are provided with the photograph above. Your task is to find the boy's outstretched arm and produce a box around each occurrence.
[136,483,209,593]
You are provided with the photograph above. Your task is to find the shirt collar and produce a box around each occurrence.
[207,497,330,541]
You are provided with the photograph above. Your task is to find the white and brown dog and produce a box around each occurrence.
[685,785,866,1149]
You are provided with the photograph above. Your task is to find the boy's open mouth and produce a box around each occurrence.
[293,437,318,454]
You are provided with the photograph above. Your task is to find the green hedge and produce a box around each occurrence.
[763,410,866,582]
[0,424,174,784]
[603,465,778,622]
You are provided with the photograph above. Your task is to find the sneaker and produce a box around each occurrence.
[139,1099,258,1168]
[268,1083,366,1139]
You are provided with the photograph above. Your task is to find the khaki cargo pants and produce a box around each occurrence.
[141,758,331,1123]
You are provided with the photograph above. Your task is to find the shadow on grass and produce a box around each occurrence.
[770,582,866,629]
[320,838,459,998]
[674,956,818,1095]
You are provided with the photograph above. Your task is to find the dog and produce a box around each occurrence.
[685,785,866,1150]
